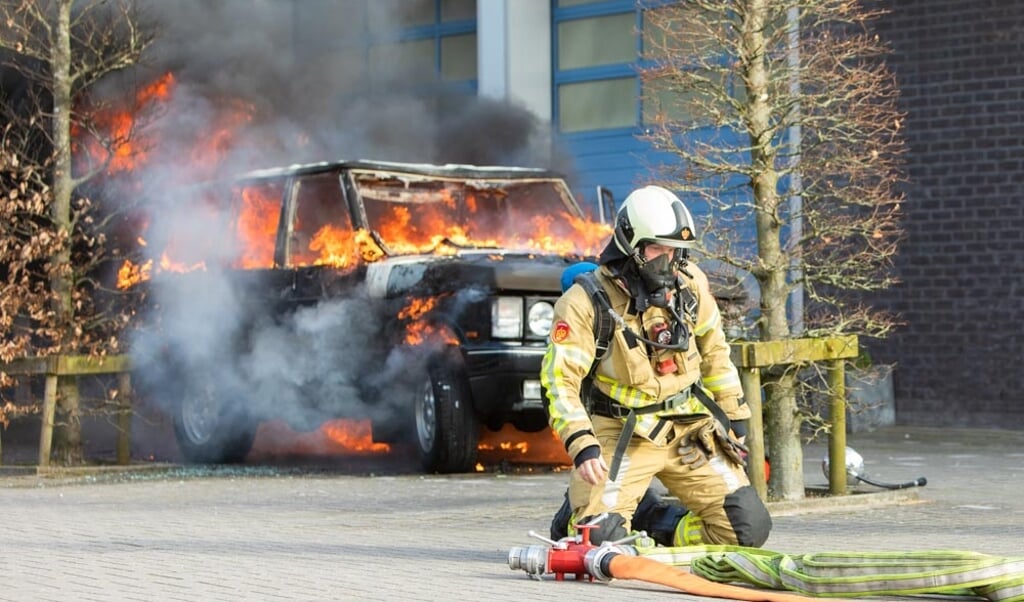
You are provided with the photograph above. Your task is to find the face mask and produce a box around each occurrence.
[638,252,677,291]
[638,252,677,308]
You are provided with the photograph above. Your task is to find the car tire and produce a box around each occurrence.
[416,353,479,473]
[172,378,257,464]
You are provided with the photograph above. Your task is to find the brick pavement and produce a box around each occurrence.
[1,426,1022,601]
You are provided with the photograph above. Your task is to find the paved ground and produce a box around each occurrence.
[1,425,1022,601]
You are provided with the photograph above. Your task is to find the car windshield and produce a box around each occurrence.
[352,170,606,257]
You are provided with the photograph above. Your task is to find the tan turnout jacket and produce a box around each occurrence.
[542,263,747,463]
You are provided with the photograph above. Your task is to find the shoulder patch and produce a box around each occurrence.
[551,320,571,343]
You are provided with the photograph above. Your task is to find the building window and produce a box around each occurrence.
[441,33,478,81]
[639,4,745,128]
[557,13,636,70]
[553,2,639,134]
[295,1,477,89]
[369,0,478,86]
[369,38,437,83]
[559,78,636,133]
[441,0,477,21]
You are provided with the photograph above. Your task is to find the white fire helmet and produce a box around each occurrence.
[821,446,866,480]
[612,185,697,257]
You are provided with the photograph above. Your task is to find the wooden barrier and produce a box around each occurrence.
[1,355,133,467]
[729,335,859,500]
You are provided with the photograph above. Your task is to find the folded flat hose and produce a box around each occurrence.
[605,553,822,601]
[691,550,1024,601]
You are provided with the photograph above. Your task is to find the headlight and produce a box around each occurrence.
[527,301,554,337]
[492,297,522,339]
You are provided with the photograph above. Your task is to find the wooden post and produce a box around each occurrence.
[731,335,858,499]
[739,366,767,501]
[2,354,134,468]
[116,372,132,465]
[38,374,58,467]
[827,359,847,495]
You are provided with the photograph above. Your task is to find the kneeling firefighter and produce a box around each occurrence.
[541,185,771,548]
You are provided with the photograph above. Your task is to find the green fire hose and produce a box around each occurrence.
[672,548,1024,601]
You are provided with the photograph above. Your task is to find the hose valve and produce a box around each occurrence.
[508,521,641,581]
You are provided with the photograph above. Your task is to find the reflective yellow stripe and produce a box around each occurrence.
[691,550,1024,602]
[694,304,721,336]
[703,368,741,393]
[541,344,592,432]
[593,375,708,418]
[675,512,705,546]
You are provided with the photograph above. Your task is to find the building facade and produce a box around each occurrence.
[292,0,1024,427]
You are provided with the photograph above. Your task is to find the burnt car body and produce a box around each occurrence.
[133,160,609,473]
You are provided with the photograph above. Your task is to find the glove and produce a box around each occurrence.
[692,419,748,468]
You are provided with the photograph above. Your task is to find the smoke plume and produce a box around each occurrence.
[121,0,566,459]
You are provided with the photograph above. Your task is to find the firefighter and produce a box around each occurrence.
[542,185,771,547]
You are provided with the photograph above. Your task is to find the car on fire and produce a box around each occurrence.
[132,160,612,473]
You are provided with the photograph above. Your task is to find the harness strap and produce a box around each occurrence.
[590,387,693,482]
[607,410,636,483]
[574,270,615,367]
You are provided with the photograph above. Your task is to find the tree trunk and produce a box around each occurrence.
[741,0,803,499]
[52,377,84,465]
[49,0,83,466]
[763,371,801,500]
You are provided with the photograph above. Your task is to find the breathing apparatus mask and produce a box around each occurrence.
[635,246,686,309]
[610,186,697,312]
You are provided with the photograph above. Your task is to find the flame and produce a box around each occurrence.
[86,72,258,285]
[116,235,209,289]
[360,187,612,259]
[74,72,175,175]
[398,296,440,321]
[103,72,614,295]
[117,258,153,289]
[233,185,280,269]
[250,419,389,457]
[320,419,390,453]
[102,75,612,285]
[309,224,357,268]
[397,296,460,346]
[476,424,571,467]
[189,98,255,181]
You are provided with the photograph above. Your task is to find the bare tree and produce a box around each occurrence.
[641,0,905,499]
[0,0,154,464]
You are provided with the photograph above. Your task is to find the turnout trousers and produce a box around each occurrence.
[568,415,767,546]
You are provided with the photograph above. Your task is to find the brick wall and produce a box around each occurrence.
[868,1,1024,426]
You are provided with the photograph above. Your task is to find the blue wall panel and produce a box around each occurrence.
[560,129,668,214]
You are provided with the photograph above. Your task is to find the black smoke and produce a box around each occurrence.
[118,0,571,172]
[119,0,570,462]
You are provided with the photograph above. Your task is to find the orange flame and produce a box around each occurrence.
[475,424,571,468]
[117,258,153,289]
[74,72,175,175]
[319,419,390,453]
[396,296,460,346]
[105,73,613,290]
[233,185,280,269]
[250,419,390,457]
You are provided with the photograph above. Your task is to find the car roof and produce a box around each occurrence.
[237,159,566,182]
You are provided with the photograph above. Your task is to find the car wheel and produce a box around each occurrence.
[172,378,257,464]
[415,355,479,473]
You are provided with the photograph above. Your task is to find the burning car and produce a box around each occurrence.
[130,160,611,473]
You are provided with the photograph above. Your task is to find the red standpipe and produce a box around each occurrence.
[509,524,821,601]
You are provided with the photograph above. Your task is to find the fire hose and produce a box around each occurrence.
[507,517,819,602]
[508,519,1024,601]
[691,549,1024,601]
